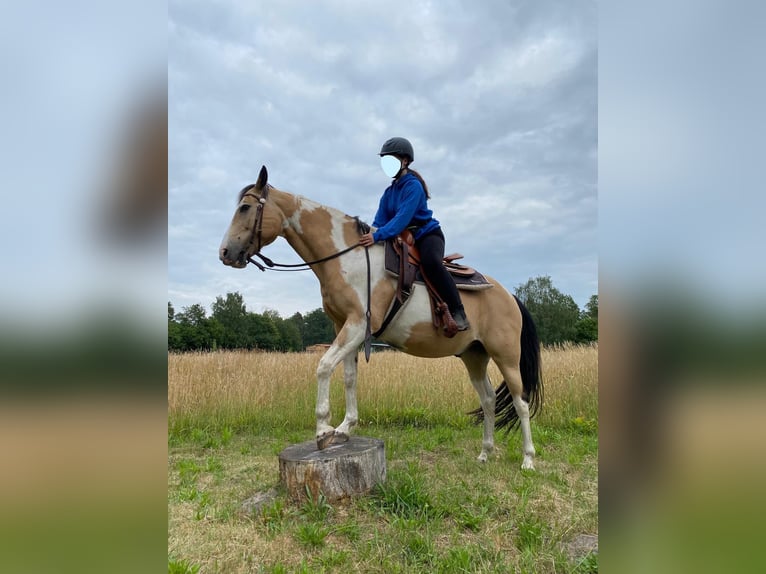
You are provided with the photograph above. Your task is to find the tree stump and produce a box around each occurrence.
[278,436,386,502]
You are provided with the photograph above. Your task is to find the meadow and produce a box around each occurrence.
[168,344,598,573]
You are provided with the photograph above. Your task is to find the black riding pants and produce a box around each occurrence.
[415,228,463,314]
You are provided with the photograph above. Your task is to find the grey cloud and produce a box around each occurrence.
[169,0,597,314]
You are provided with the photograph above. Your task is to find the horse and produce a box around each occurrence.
[219,166,543,469]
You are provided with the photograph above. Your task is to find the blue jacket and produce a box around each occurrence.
[372,173,440,242]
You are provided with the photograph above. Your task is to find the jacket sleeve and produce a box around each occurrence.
[372,193,388,229]
[372,179,422,242]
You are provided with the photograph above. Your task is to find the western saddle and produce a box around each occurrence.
[375,230,492,338]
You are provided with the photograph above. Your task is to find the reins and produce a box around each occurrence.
[241,196,376,360]
[245,216,369,273]
[246,244,362,272]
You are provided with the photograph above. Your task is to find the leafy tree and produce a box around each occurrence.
[287,312,305,348]
[276,319,302,351]
[206,317,224,351]
[175,304,217,350]
[515,276,580,345]
[165,297,351,353]
[212,292,248,349]
[176,303,207,327]
[585,294,598,320]
[575,315,598,343]
[262,309,280,323]
[263,308,302,351]
[303,308,336,347]
[244,312,280,350]
[168,301,183,351]
[574,293,598,343]
[168,317,184,351]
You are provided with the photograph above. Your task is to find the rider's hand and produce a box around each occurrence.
[359,233,375,247]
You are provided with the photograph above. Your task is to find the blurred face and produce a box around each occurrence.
[380,154,402,178]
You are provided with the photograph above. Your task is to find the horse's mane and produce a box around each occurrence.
[296,194,370,229]
[237,183,367,228]
[236,184,255,203]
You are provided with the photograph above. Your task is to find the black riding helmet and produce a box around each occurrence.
[379,137,414,163]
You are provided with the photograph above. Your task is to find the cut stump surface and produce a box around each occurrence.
[278,436,386,502]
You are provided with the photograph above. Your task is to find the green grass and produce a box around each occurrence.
[299,487,333,521]
[169,424,596,573]
[257,498,288,537]
[575,552,599,573]
[167,557,200,574]
[372,463,437,520]
[168,346,597,573]
[295,522,329,548]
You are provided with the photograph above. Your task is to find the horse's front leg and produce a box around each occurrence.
[334,353,359,442]
[315,320,365,450]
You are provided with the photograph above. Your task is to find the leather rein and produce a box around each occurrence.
[241,185,368,272]
[239,186,375,360]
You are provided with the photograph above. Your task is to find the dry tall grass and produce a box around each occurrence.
[168,344,597,435]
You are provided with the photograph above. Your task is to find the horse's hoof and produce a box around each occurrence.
[477,452,488,463]
[331,431,350,445]
[521,458,535,471]
[316,431,335,450]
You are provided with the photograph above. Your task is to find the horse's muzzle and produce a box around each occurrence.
[219,247,247,268]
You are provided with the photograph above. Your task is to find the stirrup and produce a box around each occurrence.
[453,309,471,332]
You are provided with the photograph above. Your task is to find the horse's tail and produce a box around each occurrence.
[469,295,544,432]
[519,295,544,415]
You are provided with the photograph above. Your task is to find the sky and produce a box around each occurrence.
[0,1,165,330]
[168,0,597,318]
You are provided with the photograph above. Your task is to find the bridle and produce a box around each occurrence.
[240,183,271,260]
[236,184,375,359]
[238,184,368,273]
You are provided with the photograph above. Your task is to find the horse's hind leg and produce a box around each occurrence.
[460,345,495,462]
[500,365,536,470]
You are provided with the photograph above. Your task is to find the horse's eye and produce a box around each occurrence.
[239,204,251,214]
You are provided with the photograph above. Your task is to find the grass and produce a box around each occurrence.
[372,462,436,520]
[295,522,329,548]
[299,487,333,521]
[168,344,597,573]
[168,557,201,573]
[169,344,597,438]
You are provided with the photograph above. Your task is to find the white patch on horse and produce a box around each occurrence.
[377,286,433,350]
[285,197,320,233]
[329,215,371,309]
[328,213,347,254]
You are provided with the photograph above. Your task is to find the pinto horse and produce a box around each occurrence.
[219,166,543,468]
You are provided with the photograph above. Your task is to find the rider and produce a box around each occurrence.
[359,137,470,334]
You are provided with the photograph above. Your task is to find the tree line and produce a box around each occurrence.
[168,276,597,352]
[168,292,335,352]
[515,276,597,345]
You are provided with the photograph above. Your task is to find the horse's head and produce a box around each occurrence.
[219,165,284,268]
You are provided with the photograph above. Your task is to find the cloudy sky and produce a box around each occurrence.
[169,0,597,318]
[1,1,165,330]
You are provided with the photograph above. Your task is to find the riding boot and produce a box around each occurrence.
[452,307,471,331]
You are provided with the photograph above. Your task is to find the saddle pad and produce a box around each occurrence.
[384,239,493,291]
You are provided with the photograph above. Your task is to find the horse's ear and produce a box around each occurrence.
[256,165,268,189]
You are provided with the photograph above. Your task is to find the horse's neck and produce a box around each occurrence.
[271,188,357,272]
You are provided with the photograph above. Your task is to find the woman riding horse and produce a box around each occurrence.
[358,137,470,334]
